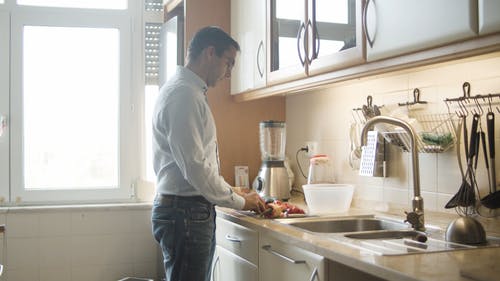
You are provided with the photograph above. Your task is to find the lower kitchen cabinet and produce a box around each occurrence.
[213,217,259,281]
[328,260,385,281]
[212,245,259,281]
[214,215,387,281]
[259,233,326,281]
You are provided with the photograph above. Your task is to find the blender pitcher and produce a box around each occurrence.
[260,121,286,161]
[253,121,291,200]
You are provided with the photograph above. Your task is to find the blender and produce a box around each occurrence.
[253,120,290,201]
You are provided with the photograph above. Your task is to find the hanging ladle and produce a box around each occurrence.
[481,110,500,209]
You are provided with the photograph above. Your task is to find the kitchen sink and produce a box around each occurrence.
[277,216,500,256]
[285,218,409,233]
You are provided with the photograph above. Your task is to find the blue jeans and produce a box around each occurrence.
[152,194,216,281]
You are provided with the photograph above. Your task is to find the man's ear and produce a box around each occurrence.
[205,46,216,59]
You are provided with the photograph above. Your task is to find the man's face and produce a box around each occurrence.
[206,46,237,88]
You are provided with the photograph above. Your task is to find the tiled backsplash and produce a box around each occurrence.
[0,205,157,281]
[286,52,500,214]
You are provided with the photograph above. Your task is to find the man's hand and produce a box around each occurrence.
[241,191,266,214]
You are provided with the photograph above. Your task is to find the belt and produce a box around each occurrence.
[155,193,212,205]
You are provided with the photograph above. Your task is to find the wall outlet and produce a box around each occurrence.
[305,141,318,157]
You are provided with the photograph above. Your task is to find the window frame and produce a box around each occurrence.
[3,2,143,204]
[0,10,10,202]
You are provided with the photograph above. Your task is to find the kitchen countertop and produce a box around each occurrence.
[216,196,500,281]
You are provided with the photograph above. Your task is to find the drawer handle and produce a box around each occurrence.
[225,234,242,243]
[212,255,220,281]
[309,267,319,281]
[262,245,306,264]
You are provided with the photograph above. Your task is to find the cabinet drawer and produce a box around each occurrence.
[212,245,258,281]
[216,217,258,264]
[259,233,326,281]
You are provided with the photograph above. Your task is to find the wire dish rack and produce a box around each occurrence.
[381,113,458,153]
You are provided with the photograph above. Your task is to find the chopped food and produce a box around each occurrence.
[261,200,305,219]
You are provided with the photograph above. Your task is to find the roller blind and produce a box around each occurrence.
[145,22,162,85]
[144,0,163,84]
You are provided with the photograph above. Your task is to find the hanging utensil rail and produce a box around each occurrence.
[444,82,500,117]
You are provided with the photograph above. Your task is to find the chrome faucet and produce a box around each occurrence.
[360,116,425,231]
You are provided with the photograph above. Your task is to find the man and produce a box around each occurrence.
[151,26,266,281]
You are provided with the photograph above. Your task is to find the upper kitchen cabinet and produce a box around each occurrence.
[268,0,364,85]
[230,0,266,95]
[479,0,500,35]
[307,0,364,77]
[364,0,478,62]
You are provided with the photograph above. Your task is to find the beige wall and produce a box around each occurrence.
[185,0,286,185]
[286,52,500,214]
[0,206,156,281]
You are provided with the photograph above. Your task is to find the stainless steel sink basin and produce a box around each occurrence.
[277,216,500,256]
[286,218,409,233]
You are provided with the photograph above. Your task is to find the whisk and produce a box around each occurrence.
[445,114,480,216]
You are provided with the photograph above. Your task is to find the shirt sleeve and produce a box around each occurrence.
[160,89,245,210]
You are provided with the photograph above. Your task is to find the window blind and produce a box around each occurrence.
[144,0,163,85]
[145,22,161,85]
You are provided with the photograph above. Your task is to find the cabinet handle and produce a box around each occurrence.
[309,267,319,281]
[262,245,306,264]
[256,40,264,78]
[0,115,7,137]
[310,0,320,61]
[212,255,220,281]
[296,22,306,67]
[225,234,242,243]
[305,19,318,65]
[363,0,376,48]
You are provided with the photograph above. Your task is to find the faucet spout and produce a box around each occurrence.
[360,116,425,231]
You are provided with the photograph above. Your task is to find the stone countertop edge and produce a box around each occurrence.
[215,203,500,281]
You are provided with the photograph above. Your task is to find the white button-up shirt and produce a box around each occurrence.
[152,66,245,209]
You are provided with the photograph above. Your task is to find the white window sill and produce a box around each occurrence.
[0,201,152,214]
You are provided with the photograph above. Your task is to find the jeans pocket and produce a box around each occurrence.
[152,218,175,260]
[190,206,211,221]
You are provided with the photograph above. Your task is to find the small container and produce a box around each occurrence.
[307,154,335,184]
[303,184,354,214]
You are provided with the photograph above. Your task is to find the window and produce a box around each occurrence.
[2,1,143,204]
[144,85,159,181]
[22,26,119,190]
[0,11,9,202]
[17,0,127,10]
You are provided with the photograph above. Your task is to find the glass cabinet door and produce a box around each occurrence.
[268,0,364,83]
[312,0,356,59]
[307,0,365,76]
[268,0,308,84]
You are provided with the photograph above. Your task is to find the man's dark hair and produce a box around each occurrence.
[187,26,240,61]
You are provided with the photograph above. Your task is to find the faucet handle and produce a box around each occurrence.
[404,211,425,231]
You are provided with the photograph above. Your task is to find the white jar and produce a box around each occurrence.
[307,154,336,184]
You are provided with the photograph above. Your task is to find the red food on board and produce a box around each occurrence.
[262,200,305,219]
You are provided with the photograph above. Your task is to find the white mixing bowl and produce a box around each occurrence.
[303,184,354,214]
